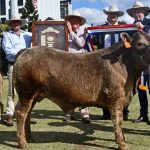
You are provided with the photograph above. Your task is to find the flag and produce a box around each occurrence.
[85,24,138,51]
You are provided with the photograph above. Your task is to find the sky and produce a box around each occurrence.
[71,0,150,25]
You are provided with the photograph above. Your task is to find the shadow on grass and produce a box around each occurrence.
[31,109,150,136]
[1,109,149,149]
[0,131,18,149]
[31,109,106,121]
[0,130,117,150]
[31,109,150,134]
[31,109,64,120]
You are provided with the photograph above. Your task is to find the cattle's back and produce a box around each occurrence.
[13,45,131,107]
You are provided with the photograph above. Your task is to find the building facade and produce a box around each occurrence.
[0,0,72,22]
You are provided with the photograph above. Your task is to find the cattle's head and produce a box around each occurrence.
[120,31,150,65]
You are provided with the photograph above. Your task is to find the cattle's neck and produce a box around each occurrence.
[129,47,149,76]
[102,42,149,80]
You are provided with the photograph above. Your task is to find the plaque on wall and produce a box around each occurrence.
[32,21,68,51]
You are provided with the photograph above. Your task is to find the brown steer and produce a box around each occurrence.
[13,31,150,150]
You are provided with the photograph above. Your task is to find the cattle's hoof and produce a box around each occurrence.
[119,142,127,150]
[18,142,29,149]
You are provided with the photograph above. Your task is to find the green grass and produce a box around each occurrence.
[0,78,150,150]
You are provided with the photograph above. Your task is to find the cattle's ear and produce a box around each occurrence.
[120,32,132,48]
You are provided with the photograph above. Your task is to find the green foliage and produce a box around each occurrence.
[0,24,9,35]
[21,0,39,32]
[119,21,127,24]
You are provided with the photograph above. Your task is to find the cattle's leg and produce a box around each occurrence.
[16,98,34,149]
[109,100,127,150]
[25,100,36,142]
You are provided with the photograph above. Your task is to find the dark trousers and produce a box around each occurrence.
[137,89,148,118]
[102,107,129,118]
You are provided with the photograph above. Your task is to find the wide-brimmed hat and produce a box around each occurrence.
[103,5,124,17]
[127,1,150,17]
[5,15,27,27]
[65,12,86,26]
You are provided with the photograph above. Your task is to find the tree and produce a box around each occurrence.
[0,23,9,35]
[21,0,39,32]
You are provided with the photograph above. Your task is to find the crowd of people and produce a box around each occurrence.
[0,0,150,127]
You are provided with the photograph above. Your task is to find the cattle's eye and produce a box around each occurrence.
[137,43,146,47]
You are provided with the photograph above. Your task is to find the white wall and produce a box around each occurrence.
[0,0,72,21]
[37,0,61,21]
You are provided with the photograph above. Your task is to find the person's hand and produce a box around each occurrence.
[66,21,73,33]
[135,22,144,31]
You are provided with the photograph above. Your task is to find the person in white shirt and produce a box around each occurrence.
[64,12,91,124]
[2,15,35,126]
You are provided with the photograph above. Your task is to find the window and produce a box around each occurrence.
[1,18,6,23]
[18,0,23,6]
[60,1,68,19]
[18,8,23,13]
[0,0,6,15]
[8,9,10,19]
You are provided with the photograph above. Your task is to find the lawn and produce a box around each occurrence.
[0,78,150,150]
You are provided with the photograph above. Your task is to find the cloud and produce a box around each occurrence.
[73,0,150,25]
[73,7,134,25]
[73,7,106,25]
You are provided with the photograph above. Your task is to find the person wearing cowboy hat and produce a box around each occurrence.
[103,4,124,26]
[127,1,150,32]
[63,12,91,124]
[92,5,129,120]
[127,1,150,125]
[65,11,88,53]
[92,5,125,49]
[2,15,32,126]
[94,5,125,49]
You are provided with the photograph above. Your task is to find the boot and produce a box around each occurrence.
[63,114,75,122]
[80,107,91,123]
[81,116,91,124]
[133,116,150,125]
[3,115,13,127]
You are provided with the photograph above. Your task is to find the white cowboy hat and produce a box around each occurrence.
[103,5,124,17]
[5,15,27,27]
[127,1,150,17]
[65,11,86,26]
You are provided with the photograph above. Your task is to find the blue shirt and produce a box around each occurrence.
[2,30,32,62]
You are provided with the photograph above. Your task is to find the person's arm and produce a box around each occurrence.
[69,31,85,48]
[23,31,32,48]
[2,32,20,58]
[66,21,85,48]
[141,18,150,32]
